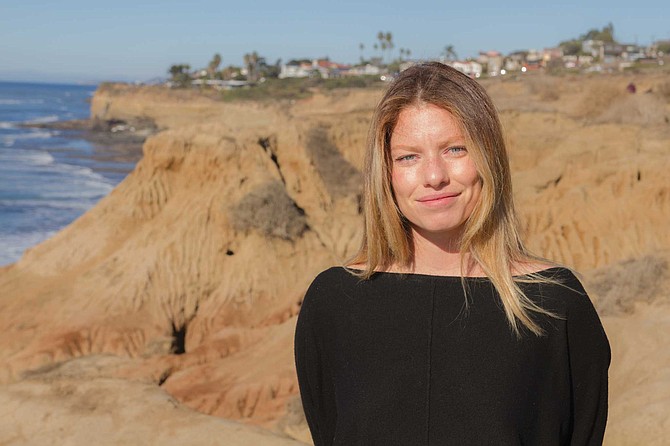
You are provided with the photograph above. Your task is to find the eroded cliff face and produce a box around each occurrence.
[0,86,377,443]
[1,74,669,444]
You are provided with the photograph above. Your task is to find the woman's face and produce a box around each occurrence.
[389,103,482,242]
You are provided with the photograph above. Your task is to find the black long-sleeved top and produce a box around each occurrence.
[294,267,610,445]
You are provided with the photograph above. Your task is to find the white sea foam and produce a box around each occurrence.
[26,129,53,139]
[1,129,54,147]
[0,98,45,105]
[0,149,55,166]
[0,199,94,211]
[40,175,114,198]
[25,115,60,125]
[50,161,111,182]
[0,147,113,199]
[6,129,53,139]
[0,230,57,267]
[31,151,56,166]
[0,83,111,267]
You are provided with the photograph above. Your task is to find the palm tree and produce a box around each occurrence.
[169,65,181,78]
[377,31,385,61]
[385,32,394,62]
[243,51,260,82]
[208,53,222,78]
[359,43,365,63]
[168,64,191,87]
[443,45,457,61]
[168,64,190,78]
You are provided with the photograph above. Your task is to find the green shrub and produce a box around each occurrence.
[219,76,383,102]
[230,181,308,240]
[305,126,361,198]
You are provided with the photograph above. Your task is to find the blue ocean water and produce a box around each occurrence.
[0,81,137,266]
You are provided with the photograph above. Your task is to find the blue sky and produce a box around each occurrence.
[1,0,668,83]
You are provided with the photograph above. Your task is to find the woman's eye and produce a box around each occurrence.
[447,146,466,154]
[396,154,416,162]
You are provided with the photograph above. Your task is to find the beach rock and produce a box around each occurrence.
[0,356,306,446]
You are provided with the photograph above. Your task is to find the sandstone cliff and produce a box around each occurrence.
[1,73,669,445]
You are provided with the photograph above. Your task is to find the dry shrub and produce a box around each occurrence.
[526,76,561,102]
[656,81,670,102]
[585,255,670,316]
[573,82,625,119]
[306,126,361,198]
[595,94,668,126]
[230,181,308,240]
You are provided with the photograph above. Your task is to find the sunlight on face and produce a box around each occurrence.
[390,103,482,242]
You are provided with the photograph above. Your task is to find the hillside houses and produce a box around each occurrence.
[446,39,665,78]
[450,61,483,78]
[167,36,668,89]
[279,59,353,79]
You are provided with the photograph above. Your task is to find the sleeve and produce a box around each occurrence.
[294,274,337,446]
[564,275,611,446]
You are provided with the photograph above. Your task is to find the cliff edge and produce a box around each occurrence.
[1,74,669,444]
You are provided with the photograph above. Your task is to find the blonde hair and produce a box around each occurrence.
[349,62,558,336]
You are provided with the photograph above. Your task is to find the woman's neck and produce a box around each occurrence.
[392,227,484,277]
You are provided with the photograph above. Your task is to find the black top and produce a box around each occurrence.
[294,267,610,446]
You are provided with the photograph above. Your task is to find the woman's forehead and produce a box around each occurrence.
[390,105,463,146]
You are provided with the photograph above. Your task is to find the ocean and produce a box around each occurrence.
[0,81,138,266]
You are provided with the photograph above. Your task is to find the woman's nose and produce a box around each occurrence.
[423,157,449,188]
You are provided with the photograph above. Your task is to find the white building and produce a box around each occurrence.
[279,61,314,79]
[450,61,482,78]
[347,63,382,76]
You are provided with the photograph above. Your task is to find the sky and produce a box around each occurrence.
[1,0,668,84]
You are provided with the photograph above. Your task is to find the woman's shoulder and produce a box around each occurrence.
[525,265,610,357]
[514,261,582,285]
[513,260,563,276]
[516,263,596,313]
[308,265,357,288]
[302,266,357,301]
[298,266,359,325]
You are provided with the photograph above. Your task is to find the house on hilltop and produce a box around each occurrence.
[449,60,482,78]
[582,40,646,63]
[279,59,350,79]
[477,50,503,76]
[346,63,383,76]
[279,59,313,78]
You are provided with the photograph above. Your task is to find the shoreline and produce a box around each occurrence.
[0,112,154,267]
[20,116,156,177]
[20,115,157,145]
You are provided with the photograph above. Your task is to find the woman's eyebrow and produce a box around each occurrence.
[391,138,466,151]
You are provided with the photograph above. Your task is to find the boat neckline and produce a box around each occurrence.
[338,266,565,280]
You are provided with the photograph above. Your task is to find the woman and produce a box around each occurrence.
[295,62,610,445]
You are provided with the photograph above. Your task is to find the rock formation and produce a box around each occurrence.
[1,73,669,444]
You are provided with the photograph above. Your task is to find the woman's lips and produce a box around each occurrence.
[416,193,460,205]
[417,193,459,203]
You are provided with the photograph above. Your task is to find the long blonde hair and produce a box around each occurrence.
[349,62,558,336]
